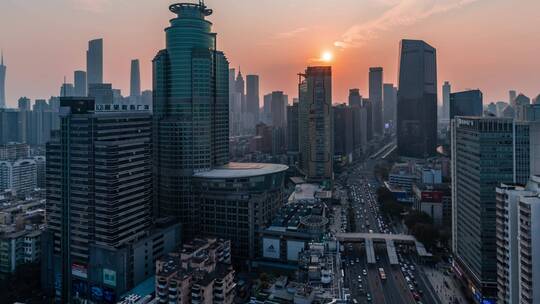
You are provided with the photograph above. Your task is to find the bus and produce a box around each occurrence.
[378,268,387,281]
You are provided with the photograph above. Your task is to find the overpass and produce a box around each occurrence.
[336,232,432,264]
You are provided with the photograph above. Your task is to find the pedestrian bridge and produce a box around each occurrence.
[336,232,432,264]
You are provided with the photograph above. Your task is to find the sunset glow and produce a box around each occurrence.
[321,51,333,63]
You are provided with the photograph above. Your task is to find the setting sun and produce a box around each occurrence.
[321,51,333,62]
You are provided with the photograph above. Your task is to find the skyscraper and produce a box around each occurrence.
[246,74,260,127]
[452,117,531,303]
[298,66,333,183]
[0,51,6,108]
[73,70,87,97]
[130,59,141,97]
[397,39,437,158]
[88,83,114,105]
[383,83,397,128]
[442,81,451,120]
[509,90,517,107]
[153,2,229,238]
[44,97,153,302]
[449,89,483,119]
[86,38,103,86]
[369,67,383,135]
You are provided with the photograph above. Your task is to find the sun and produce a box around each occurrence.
[321,51,333,62]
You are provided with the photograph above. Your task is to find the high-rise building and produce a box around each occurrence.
[369,67,383,136]
[348,88,362,108]
[452,117,531,303]
[514,93,531,121]
[509,90,517,107]
[270,91,286,129]
[130,59,141,98]
[363,98,373,142]
[287,101,299,153]
[333,104,354,162]
[43,97,153,301]
[0,109,26,144]
[74,70,87,97]
[397,39,437,158]
[0,51,6,108]
[442,81,451,120]
[86,39,103,86]
[298,66,333,183]
[383,83,397,129]
[88,83,114,105]
[18,97,31,111]
[486,102,497,116]
[449,89,483,119]
[517,194,540,304]
[0,158,37,197]
[59,83,74,97]
[246,74,260,127]
[153,2,229,238]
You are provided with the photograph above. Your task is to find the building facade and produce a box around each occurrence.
[449,89,483,119]
[369,67,383,136]
[87,39,103,86]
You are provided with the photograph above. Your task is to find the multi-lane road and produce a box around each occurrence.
[338,156,442,304]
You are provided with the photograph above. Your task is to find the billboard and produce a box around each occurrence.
[103,268,117,287]
[263,238,280,259]
[287,240,305,261]
[72,263,88,279]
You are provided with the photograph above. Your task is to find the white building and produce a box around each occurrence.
[0,159,37,196]
[496,175,540,304]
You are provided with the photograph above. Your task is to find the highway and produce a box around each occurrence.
[337,148,441,304]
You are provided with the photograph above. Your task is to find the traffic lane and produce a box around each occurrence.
[378,250,409,304]
[367,263,386,304]
[415,266,440,304]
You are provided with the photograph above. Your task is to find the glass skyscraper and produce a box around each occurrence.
[397,39,437,158]
[153,2,229,238]
[450,89,483,119]
[0,52,6,108]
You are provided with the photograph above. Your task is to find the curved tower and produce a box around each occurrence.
[153,2,229,238]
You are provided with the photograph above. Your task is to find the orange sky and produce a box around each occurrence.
[1,0,539,107]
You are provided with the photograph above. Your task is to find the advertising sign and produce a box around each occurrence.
[71,263,88,279]
[263,238,280,259]
[103,268,117,287]
[287,240,305,261]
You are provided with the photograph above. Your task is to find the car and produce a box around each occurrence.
[356,258,360,263]
[412,292,420,300]
[366,293,372,301]
[408,284,414,291]
[362,269,367,276]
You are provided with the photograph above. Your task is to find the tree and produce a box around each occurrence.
[404,210,433,229]
[411,223,439,248]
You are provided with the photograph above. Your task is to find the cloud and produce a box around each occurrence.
[274,27,308,39]
[334,0,480,48]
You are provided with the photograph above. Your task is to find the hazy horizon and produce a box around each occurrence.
[1,0,539,107]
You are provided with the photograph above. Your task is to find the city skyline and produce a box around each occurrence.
[1,0,540,106]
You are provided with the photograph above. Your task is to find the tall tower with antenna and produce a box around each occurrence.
[0,50,6,108]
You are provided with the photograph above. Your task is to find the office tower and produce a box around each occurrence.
[34,99,49,111]
[0,51,5,108]
[449,89,483,119]
[153,2,229,238]
[287,101,299,153]
[369,67,383,135]
[0,109,25,144]
[509,90,517,107]
[348,88,362,108]
[533,94,540,105]
[487,102,497,116]
[17,97,31,111]
[333,104,354,162]
[59,83,74,97]
[270,91,286,128]
[383,83,397,128]
[363,98,373,141]
[74,70,87,97]
[442,81,451,120]
[514,93,531,121]
[130,59,141,97]
[88,83,114,104]
[44,98,153,301]
[298,66,333,183]
[246,74,260,127]
[397,39,437,158]
[452,117,531,303]
[496,101,508,117]
[86,39,103,86]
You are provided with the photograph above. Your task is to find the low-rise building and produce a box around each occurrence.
[155,237,235,304]
[0,227,41,278]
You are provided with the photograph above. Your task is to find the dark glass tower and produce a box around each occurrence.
[130,59,141,97]
[153,2,229,238]
[449,89,483,119]
[397,39,437,158]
